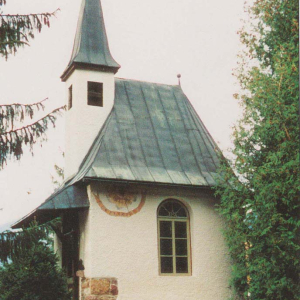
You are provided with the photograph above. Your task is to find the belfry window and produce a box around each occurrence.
[88,81,103,107]
[158,199,191,275]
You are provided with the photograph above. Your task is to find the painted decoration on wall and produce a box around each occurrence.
[91,184,145,217]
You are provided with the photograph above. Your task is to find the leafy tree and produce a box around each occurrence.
[0,223,70,300]
[0,0,64,168]
[215,0,299,299]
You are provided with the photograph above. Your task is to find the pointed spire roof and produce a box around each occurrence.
[61,0,120,81]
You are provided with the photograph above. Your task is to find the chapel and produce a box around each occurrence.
[13,0,231,299]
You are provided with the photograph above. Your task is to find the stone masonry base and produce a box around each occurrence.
[81,277,118,300]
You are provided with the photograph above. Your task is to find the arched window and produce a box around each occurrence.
[157,199,191,275]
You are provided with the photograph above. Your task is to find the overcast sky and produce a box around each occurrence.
[0,0,244,229]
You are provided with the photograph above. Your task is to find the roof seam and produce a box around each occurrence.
[188,102,219,170]
[156,88,191,185]
[122,81,151,170]
[114,81,141,180]
[139,84,174,183]
[182,92,217,172]
[172,89,208,185]
[130,83,159,182]
[175,93,212,180]
[177,90,217,184]
[102,140,118,179]
[187,103,215,182]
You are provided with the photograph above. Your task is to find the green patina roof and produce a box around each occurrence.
[61,0,120,81]
[75,78,221,186]
[13,78,222,228]
[12,185,89,229]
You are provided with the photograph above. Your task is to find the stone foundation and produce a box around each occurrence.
[81,277,118,300]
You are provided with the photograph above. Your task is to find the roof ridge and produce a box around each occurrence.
[115,77,179,87]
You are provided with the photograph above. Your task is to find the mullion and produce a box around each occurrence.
[172,220,176,274]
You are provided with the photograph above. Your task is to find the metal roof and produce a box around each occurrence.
[76,78,221,186]
[12,185,89,229]
[13,78,222,228]
[61,0,120,81]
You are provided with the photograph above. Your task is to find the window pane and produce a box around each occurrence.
[160,221,172,237]
[88,81,102,93]
[88,96,101,106]
[175,239,187,256]
[175,222,187,238]
[163,201,173,215]
[176,207,187,217]
[161,257,173,273]
[88,82,103,107]
[160,238,172,255]
[158,205,169,216]
[176,257,188,273]
[173,202,186,217]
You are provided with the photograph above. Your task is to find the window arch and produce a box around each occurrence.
[157,199,191,275]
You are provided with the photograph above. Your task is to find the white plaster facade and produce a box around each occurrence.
[64,69,115,179]
[75,184,231,300]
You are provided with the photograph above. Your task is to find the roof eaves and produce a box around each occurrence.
[82,176,214,189]
[61,61,120,82]
[11,183,89,229]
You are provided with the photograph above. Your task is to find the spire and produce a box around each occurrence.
[61,0,120,81]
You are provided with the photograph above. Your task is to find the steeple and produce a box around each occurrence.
[61,0,120,81]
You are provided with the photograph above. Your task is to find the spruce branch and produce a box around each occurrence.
[0,98,48,131]
[0,105,65,167]
[0,9,59,58]
[0,97,47,108]
[1,105,64,136]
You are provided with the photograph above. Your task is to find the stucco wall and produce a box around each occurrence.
[64,69,115,179]
[78,184,231,300]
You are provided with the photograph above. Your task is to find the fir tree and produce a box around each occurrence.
[215,0,299,299]
[0,223,70,300]
[0,0,64,168]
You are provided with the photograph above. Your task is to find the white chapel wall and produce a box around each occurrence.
[78,184,231,300]
[64,69,115,179]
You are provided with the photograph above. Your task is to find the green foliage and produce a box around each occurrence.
[0,0,59,59]
[0,101,64,168]
[0,221,53,263]
[0,223,70,300]
[0,1,64,168]
[215,0,299,299]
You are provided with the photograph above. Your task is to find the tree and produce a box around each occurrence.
[0,0,64,168]
[0,223,70,300]
[215,0,299,299]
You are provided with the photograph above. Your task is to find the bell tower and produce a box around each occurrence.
[61,0,120,179]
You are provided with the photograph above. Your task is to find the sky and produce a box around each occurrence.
[0,0,244,230]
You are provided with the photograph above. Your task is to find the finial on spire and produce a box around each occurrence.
[177,74,181,86]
